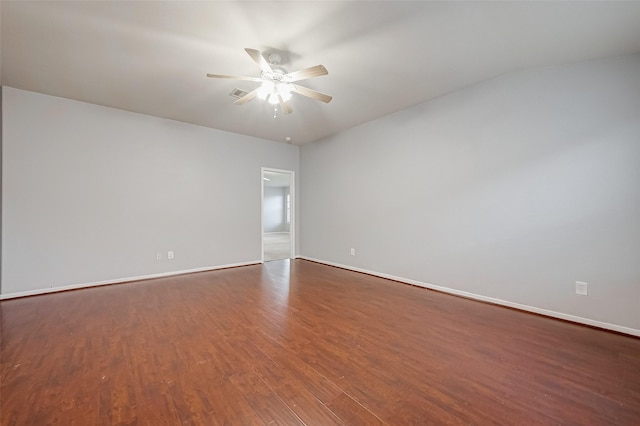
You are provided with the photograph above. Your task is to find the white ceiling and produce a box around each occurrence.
[3,1,640,145]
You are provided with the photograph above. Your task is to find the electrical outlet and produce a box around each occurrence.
[350,248,355,256]
[168,251,174,260]
[156,252,162,261]
[575,281,588,296]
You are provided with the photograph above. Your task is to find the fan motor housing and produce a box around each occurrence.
[262,66,288,82]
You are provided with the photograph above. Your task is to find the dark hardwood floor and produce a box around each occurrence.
[1,259,639,425]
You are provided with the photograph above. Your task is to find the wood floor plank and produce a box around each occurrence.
[325,393,387,425]
[246,330,344,404]
[228,371,304,425]
[1,259,639,425]
[273,379,344,425]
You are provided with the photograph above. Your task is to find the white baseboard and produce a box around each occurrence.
[0,260,262,300]
[297,256,640,337]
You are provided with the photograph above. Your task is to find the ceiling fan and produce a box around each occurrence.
[207,48,332,114]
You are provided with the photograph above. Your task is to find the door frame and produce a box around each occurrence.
[261,167,295,262]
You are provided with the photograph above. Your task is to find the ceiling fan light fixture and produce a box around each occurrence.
[257,81,274,100]
[277,83,293,101]
[260,81,292,105]
[267,92,280,105]
[207,47,332,112]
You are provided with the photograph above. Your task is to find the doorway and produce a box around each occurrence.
[262,168,294,262]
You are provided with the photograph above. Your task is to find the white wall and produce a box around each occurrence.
[1,87,299,296]
[300,54,640,332]
[263,186,288,233]
[0,87,3,294]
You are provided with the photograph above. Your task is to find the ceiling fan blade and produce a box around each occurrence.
[206,73,262,82]
[291,84,332,103]
[278,96,293,114]
[245,48,273,74]
[234,89,258,105]
[285,65,328,82]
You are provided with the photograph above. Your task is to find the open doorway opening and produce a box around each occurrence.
[262,168,294,262]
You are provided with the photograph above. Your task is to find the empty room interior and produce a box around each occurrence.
[1,1,640,424]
